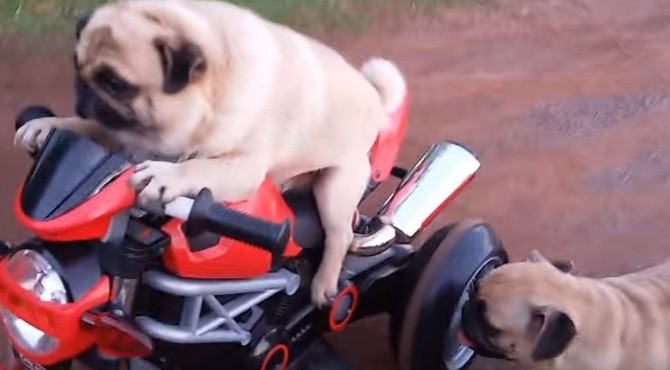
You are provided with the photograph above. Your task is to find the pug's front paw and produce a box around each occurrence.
[311,268,339,307]
[130,161,195,206]
[14,117,59,153]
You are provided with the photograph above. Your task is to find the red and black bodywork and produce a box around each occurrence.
[0,101,507,370]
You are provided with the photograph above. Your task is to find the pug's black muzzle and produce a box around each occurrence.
[461,299,509,360]
[75,75,138,130]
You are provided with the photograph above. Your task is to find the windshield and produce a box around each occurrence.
[20,129,130,221]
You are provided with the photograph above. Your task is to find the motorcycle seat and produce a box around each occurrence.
[282,186,324,250]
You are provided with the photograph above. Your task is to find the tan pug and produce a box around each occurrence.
[460,250,670,370]
[13,0,407,306]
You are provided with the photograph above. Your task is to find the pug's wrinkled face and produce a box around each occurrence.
[74,2,212,157]
[461,253,577,366]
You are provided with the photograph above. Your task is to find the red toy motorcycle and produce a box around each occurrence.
[0,98,507,370]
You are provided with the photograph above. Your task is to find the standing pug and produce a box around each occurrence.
[460,250,670,370]
[14,0,407,306]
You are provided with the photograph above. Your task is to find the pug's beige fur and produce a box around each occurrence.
[462,251,670,370]
[14,0,406,305]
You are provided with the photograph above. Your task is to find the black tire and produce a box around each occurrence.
[389,219,507,370]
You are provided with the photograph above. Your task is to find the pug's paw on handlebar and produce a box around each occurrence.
[14,115,101,155]
[131,160,196,207]
[14,117,62,153]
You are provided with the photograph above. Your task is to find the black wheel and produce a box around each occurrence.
[389,219,507,370]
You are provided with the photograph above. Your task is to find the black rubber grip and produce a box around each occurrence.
[15,105,55,132]
[185,188,291,255]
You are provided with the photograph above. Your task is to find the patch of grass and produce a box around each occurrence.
[0,0,476,38]
[0,0,108,35]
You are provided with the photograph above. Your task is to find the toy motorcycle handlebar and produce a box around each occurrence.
[15,105,291,255]
[166,189,291,255]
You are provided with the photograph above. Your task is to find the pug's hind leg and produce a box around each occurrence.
[311,158,371,306]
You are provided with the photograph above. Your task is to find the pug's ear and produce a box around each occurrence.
[531,308,577,361]
[75,10,95,40]
[528,250,575,273]
[551,260,575,273]
[154,38,206,94]
[82,26,117,56]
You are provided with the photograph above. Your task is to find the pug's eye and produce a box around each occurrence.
[483,319,502,337]
[93,66,138,100]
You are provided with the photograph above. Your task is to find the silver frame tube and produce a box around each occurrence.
[135,269,299,345]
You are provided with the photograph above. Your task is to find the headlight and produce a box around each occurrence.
[1,249,68,355]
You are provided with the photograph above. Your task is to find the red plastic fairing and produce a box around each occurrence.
[93,312,153,358]
[162,177,302,279]
[369,93,409,182]
[0,261,111,366]
[14,170,136,242]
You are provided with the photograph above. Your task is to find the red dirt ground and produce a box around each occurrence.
[2,0,670,369]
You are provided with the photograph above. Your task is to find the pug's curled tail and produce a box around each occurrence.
[361,58,407,114]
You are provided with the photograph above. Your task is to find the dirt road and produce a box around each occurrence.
[2,0,670,369]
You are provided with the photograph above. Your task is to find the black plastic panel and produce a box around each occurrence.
[26,240,103,302]
[282,187,324,250]
[20,129,129,221]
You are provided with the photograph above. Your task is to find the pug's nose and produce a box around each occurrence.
[474,298,487,314]
[463,298,486,318]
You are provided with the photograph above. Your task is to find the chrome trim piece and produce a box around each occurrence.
[112,277,139,315]
[350,223,396,256]
[378,142,480,242]
[91,164,131,197]
[351,142,480,254]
